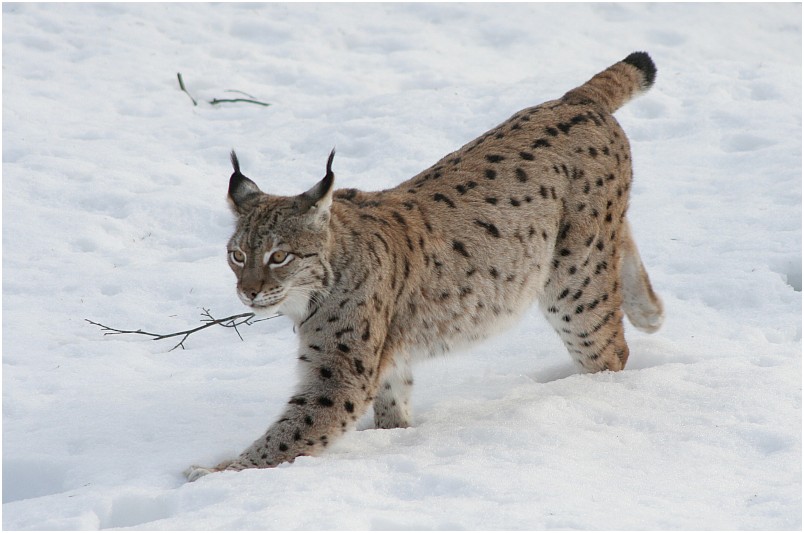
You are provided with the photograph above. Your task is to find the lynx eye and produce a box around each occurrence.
[229,249,246,266]
[266,250,294,268]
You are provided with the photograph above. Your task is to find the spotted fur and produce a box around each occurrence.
[185,51,664,481]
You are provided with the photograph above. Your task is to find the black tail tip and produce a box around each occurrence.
[623,51,657,88]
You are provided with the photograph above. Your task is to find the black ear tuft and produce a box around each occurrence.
[320,148,335,196]
[227,150,262,215]
[298,149,336,216]
[230,150,241,174]
[326,148,335,179]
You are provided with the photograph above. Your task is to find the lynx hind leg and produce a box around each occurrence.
[373,359,413,429]
[540,242,630,372]
[619,220,664,333]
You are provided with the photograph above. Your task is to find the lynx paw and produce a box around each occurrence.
[183,459,240,482]
[184,465,215,482]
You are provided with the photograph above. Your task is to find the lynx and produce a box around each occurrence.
[185,52,664,481]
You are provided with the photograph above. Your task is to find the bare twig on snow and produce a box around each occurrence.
[85,309,277,351]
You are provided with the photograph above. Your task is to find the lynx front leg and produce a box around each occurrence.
[374,358,414,429]
[185,346,379,481]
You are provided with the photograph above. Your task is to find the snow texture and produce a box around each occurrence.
[3,3,801,530]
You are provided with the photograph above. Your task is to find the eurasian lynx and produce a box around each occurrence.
[186,52,664,481]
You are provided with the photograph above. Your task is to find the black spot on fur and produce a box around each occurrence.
[317,397,335,407]
[335,327,354,339]
[484,169,497,180]
[519,151,534,161]
[485,154,505,163]
[452,240,470,257]
[320,367,333,379]
[485,197,498,205]
[532,138,551,148]
[516,168,528,182]
[458,181,478,194]
[571,114,589,126]
[595,261,609,275]
[433,193,456,208]
[392,211,407,226]
[344,401,355,413]
[475,220,501,237]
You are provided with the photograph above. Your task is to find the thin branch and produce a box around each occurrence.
[85,310,278,351]
[176,74,269,107]
[176,73,198,106]
[209,98,270,107]
[223,89,257,98]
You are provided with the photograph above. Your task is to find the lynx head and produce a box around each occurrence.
[226,150,336,320]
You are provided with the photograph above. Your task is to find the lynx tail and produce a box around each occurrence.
[562,51,657,114]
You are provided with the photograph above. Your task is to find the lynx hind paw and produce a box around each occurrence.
[184,465,215,482]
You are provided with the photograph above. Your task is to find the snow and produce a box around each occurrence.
[2,2,801,530]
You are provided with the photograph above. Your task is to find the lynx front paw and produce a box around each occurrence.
[183,459,242,482]
[184,465,218,482]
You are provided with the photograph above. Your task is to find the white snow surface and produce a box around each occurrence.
[2,3,801,530]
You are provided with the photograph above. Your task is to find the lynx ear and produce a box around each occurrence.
[227,150,262,215]
[298,149,335,219]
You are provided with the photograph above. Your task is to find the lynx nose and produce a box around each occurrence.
[240,287,260,301]
[239,271,263,303]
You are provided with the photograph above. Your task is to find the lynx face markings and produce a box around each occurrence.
[185,52,665,481]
